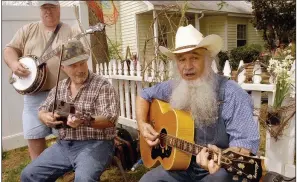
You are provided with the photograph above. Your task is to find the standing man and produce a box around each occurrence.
[21,40,119,181]
[137,25,259,181]
[3,1,80,160]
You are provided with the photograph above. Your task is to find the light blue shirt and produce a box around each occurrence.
[140,79,260,154]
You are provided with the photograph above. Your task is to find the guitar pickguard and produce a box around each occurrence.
[151,128,172,160]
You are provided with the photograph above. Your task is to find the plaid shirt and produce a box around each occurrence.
[39,72,120,140]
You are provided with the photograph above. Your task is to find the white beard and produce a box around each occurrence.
[169,71,219,127]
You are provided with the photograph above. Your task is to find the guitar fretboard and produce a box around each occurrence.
[163,134,215,159]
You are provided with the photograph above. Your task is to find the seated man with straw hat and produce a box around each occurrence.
[137,25,259,181]
[21,40,120,181]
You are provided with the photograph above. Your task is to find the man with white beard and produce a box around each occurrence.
[136,25,259,182]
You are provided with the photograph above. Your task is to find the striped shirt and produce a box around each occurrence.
[140,77,260,154]
[39,72,120,140]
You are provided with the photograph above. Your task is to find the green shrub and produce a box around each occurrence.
[108,41,122,60]
[217,51,229,71]
[229,44,262,69]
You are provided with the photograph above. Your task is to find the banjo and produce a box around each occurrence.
[9,23,105,95]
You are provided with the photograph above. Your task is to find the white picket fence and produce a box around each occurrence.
[97,59,296,177]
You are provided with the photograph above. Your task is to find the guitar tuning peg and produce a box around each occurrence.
[232,175,239,181]
[237,171,242,175]
[242,178,248,182]
[247,174,253,179]
[249,159,255,164]
[229,153,234,158]
[238,156,244,160]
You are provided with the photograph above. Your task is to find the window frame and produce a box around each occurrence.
[236,24,247,47]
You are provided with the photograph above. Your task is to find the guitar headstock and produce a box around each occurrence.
[221,149,263,182]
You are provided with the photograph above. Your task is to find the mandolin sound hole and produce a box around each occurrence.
[151,128,172,160]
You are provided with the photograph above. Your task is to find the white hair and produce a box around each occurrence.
[169,50,219,127]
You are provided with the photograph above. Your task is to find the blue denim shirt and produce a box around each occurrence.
[140,76,260,154]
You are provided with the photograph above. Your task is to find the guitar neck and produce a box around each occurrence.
[164,134,216,159]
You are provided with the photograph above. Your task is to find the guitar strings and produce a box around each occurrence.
[158,133,246,165]
[144,132,255,179]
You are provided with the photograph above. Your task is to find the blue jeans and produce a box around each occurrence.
[139,158,233,182]
[21,139,114,182]
[23,91,58,139]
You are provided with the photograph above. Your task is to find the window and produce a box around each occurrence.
[237,24,247,47]
[158,25,167,47]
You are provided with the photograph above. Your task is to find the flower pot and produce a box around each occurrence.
[266,112,281,125]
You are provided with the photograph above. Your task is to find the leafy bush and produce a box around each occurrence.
[108,41,122,60]
[217,51,229,71]
[229,44,262,69]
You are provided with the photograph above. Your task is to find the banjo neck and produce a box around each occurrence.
[36,30,87,66]
[37,46,61,66]
[36,23,105,66]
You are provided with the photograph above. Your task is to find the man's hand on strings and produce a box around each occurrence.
[11,61,30,77]
[139,122,159,147]
[196,144,221,174]
[40,112,63,128]
[67,113,84,128]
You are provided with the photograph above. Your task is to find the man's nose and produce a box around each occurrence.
[184,60,193,69]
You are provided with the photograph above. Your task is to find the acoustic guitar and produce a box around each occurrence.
[140,99,263,181]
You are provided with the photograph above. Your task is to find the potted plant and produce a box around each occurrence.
[266,44,295,125]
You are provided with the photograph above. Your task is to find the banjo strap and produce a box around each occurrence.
[39,22,62,59]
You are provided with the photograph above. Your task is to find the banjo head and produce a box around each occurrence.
[12,57,38,91]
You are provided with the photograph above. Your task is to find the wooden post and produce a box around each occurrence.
[194,14,200,31]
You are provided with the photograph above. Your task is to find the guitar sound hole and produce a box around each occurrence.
[151,128,172,160]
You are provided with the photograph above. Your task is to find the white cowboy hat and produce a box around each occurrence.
[159,24,223,60]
